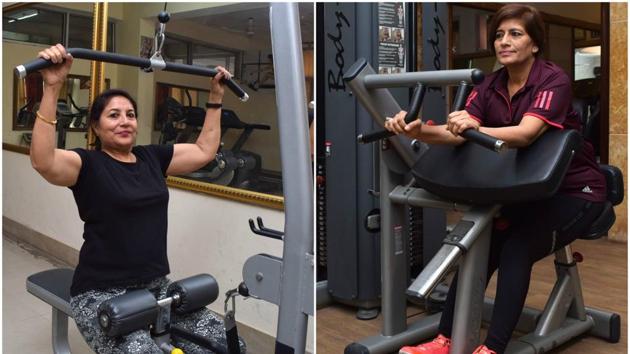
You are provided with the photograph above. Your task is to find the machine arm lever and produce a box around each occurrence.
[453,82,506,153]
[357,83,426,144]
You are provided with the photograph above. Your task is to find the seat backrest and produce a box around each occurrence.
[580,164,623,240]
[600,165,624,205]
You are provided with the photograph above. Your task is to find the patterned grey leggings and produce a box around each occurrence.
[70,277,246,354]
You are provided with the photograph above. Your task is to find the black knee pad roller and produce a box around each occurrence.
[167,274,219,315]
[98,289,159,337]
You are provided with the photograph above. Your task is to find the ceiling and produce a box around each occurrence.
[170,3,313,46]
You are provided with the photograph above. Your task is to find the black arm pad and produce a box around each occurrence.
[167,274,219,315]
[97,289,158,337]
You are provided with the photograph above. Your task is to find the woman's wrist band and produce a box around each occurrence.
[205,102,223,109]
[36,111,57,126]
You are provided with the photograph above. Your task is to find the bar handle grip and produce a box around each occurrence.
[15,48,249,102]
[358,83,426,144]
[452,82,506,153]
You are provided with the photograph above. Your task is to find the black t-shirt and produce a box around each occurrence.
[68,145,174,296]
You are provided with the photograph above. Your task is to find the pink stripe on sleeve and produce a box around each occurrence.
[545,91,554,110]
[466,91,478,107]
[539,91,548,109]
[534,91,542,108]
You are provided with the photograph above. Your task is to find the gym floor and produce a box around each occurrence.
[2,235,92,353]
[317,238,627,354]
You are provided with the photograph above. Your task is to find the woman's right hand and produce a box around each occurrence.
[383,110,423,137]
[37,44,73,88]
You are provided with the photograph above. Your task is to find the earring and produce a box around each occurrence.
[533,47,539,53]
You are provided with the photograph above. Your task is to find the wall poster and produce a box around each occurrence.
[378,2,406,74]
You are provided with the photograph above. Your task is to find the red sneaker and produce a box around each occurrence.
[399,334,451,354]
[472,345,496,354]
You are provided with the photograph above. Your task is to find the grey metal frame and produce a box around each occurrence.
[241,3,313,354]
[343,60,618,354]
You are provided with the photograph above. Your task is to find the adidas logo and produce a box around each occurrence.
[582,186,593,193]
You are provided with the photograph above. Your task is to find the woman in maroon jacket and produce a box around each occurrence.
[386,5,606,354]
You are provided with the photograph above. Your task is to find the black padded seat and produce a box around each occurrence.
[412,129,582,205]
[26,268,74,316]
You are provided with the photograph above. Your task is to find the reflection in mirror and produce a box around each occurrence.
[13,73,110,148]
[146,2,314,199]
[155,82,283,196]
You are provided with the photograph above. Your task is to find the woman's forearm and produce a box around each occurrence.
[30,85,61,172]
[416,124,466,145]
[479,117,548,148]
[194,96,222,161]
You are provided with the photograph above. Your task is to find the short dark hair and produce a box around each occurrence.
[88,89,138,149]
[488,4,545,57]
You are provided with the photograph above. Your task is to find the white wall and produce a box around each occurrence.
[2,150,314,350]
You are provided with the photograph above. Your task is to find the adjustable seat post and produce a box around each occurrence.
[554,245,574,265]
[534,245,588,337]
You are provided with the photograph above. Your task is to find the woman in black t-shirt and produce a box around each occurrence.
[30,44,244,353]
[385,5,606,354]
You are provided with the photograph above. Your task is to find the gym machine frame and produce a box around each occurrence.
[342,58,620,354]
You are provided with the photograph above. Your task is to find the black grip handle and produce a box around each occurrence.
[15,48,249,101]
[451,82,471,111]
[358,83,426,144]
[452,82,506,153]
[357,129,396,144]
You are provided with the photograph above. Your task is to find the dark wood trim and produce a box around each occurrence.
[453,3,600,31]
[2,2,40,12]
[575,39,601,48]
[599,3,610,164]
[543,23,551,60]
[3,143,30,155]
[453,51,494,60]
[448,3,453,105]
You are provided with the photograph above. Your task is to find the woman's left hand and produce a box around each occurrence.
[446,110,480,136]
[209,66,232,101]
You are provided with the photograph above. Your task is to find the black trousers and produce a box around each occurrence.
[437,194,604,354]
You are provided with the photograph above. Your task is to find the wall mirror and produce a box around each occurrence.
[155,82,283,196]
[11,72,109,148]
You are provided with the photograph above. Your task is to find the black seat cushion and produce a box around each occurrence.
[412,129,582,205]
[26,268,75,316]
